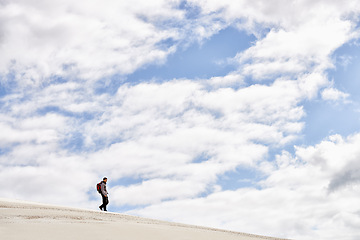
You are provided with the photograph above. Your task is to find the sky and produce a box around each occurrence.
[1,0,360,239]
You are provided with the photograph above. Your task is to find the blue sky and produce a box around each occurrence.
[302,41,360,145]
[127,27,256,82]
[1,1,360,239]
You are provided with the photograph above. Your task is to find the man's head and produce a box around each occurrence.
[103,177,107,183]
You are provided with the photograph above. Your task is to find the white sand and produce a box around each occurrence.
[0,198,288,240]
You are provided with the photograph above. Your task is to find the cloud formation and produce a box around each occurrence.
[1,1,360,239]
[132,133,360,239]
[0,0,185,84]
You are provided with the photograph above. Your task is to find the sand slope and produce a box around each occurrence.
[0,198,288,240]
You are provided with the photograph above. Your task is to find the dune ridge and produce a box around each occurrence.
[0,198,289,240]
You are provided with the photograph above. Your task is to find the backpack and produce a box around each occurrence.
[96,182,102,194]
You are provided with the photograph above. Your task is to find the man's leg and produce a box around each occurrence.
[99,195,105,210]
[100,195,109,211]
[103,196,109,211]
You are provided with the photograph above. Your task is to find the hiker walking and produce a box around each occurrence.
[98,177,109,211]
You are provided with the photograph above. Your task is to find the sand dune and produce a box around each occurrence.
[0,198,288,240]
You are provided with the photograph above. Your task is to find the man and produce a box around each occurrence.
[99,177,109,211]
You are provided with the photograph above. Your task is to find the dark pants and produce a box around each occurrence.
[100,195,109,211]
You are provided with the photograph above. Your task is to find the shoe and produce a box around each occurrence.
[99,206,103,211]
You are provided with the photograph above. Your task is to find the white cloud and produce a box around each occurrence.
[236,16,355,80]
[0,0,184,85]
[208,73,244,87]
[0,75,305,207]
[111,178,208,205]
[321,87,350,102]
[1,1,360,239]
[0,113,66,146]
[130,133,360,240]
